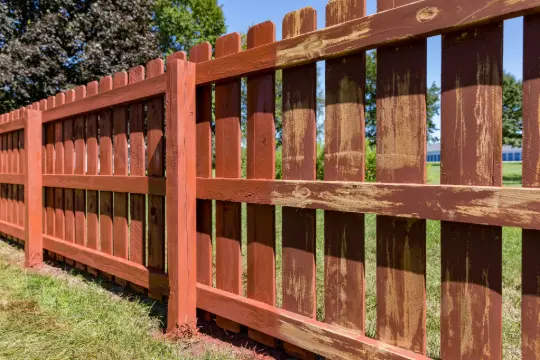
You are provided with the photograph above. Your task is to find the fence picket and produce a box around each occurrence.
[52,93,65,262]
[522,13,540,359]
[74,85,87,271]
[146,57,166,301]
[99,76,114,262]
[86,81,99,254]
[324,0,366,333]
[214,32,243,334]
[440,23,503,360]
[189,43,213,317]
[375,0,427,353]
[246,21,277,347]
[281,8,317,359]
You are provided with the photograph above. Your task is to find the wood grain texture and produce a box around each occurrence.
[74,86,87,253]
[146,58,166,290]
[43,74,165,123]
[195,0,540,86]
[375,0,427,353]
[197,178,540,230]
[113,72,129,261]
[24,110,43,267]
[522,13,540,360]
[86,81,99,251]
[324,0,366,333]
[214,32,243,334]
[129,66,146,265]
[197,284,430,360]
[440,23,503,360]
[99,77,114,255]
[246,21,277,347]
[190,43,213,290]
[282,7,317,320]
[165,58,197,332]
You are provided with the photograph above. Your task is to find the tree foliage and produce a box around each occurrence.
[154,0,226,55]
[0,0,159,114]
[502,71,523,148]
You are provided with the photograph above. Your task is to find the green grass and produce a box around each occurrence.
[0,241,247,360]
[427,162,523,185]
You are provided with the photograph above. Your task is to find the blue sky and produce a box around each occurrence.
[219,0,524,140]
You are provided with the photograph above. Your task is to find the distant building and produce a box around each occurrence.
[426,143,522,162]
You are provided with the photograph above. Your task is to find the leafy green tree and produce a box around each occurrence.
[365,51,441,145]
[154,0,226,55]
[0,0,159,114]
[502,71,523,148]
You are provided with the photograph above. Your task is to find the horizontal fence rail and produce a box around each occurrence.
[1,0,540,358]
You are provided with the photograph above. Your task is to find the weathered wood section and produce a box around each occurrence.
[197,179,540,230]
[375,0,427,353]
[146,57,166,300]
[324,0,366,333]
[165,58,197,332]
[190,43,213,289]
[99,77,114,256]
[282,9,317,358]
[197,284,429,360]
[24,109,43,267]
[129,66,146,266]
[246,21,277,347]
[522,13,540,360]
[113,72,129,263]
[214,33,243,333]
[196,0,540,86]
[440,23,503,360]
[86,81,99,251]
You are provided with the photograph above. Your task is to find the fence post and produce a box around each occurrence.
[24,109,43,268]
[165,58,197,332]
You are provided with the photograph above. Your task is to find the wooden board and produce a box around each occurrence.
[165,58,197,333]
[281,6,317,318]
[522,13,540,359]
[113,72,129,263]
[64,90,75,248]
[281,9,317,358]
[375,0,427,353]
[53,94,65,247]
[195,0,540,86]
[190,43,213,291]
[245,21,277,347]
[129,66,146,266]
[214,33,243,334]
[86,81,99,251]
[24,110,43,267]
[197,284,429,360]
[324,0,366,333]
[45,114,55,239]
[440,23,503,360]
[74,85,87,272]
[99,77,114,256]
[146,58,166,300]
[197,178,540,230]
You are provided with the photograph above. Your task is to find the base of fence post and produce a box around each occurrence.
[165,57,197,333]
[24,109,43,268]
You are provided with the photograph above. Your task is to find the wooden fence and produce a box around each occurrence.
[2,0,540,358]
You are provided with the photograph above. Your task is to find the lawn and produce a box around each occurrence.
[427,161,523,185]
[0,241,252,360]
